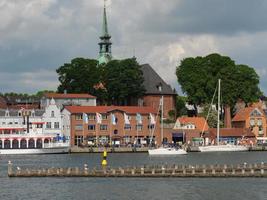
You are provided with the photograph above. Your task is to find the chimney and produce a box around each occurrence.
[224,105,232,128]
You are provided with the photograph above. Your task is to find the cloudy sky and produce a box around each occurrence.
[0,0,267,95]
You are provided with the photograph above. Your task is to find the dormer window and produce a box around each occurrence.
[5,110,9,117]
[31,110,35,117]
[157,83,162,92]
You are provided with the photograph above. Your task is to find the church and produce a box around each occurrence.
[97,1,176,119]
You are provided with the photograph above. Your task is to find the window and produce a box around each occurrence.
[37,124,43,128]
[88,125,95,130]
[124,124,131,130]
[102,114,108,120]
[148,124,155,129]
[75,114,83,120]
[250,119,255,126]
[2,122,6,125]
[74,135,83,146]
[54,122,60,129]
[14,122,18,125]
[88,114,95,120]
[5,110,9,117]
[75,124,83,130]
[100,125,108,131]
[46,122,52,129]
[258,119,262,126]
[18,112,22,117]
[136,125,143,131]
[51,111,55,117]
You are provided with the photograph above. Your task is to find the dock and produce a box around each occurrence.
[7,161,267,178]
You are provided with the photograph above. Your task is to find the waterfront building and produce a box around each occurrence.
[171,116,209,145]
[0,98,68,149]
[62,105,161,147]
[207,128,255,145]
[41,93,96,109]
[232,106,266,139]
[138,64,177,119]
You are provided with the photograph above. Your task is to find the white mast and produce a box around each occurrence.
[161,95,164,144]
[217,79,221,145]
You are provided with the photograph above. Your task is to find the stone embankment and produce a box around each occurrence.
[7,161,267,178]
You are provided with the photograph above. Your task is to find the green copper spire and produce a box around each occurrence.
[98,0,112,65]
[102,1,109,37]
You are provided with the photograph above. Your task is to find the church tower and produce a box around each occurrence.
[98,0,112,65]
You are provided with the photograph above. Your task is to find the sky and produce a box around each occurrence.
[0,0,267,95]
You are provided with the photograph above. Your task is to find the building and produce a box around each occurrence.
[171,116,209,145]
[62,105,160,147]
[41,93,96,109]
[0,99,67,149]
[207,128,255,145]
[232,106,266,138]
[139,64,177,119]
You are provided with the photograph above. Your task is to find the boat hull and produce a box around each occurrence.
[0,147,69,155]
[199,145,248,152]
[148,147,187,155]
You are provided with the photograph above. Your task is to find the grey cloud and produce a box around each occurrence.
[139,0,267,35]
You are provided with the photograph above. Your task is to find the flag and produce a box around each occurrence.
[124,113,130,125]
[149,113,156,125]
[136,113,142,124]
[96,112,102,124]
[83,113,88,124]
[111,113,116,125]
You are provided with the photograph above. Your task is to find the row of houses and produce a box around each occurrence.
[1,92,267,148]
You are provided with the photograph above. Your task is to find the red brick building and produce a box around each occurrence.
[139,64,176,119]
[63,106,161,147]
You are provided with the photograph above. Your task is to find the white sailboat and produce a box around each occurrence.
[199,79,248,152]
[148,95,187,156]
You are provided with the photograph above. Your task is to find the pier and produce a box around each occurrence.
[7,161,267,178]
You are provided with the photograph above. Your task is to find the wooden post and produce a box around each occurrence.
[8,161,13,176]
[141,167,144,175]
[161,166,165,175]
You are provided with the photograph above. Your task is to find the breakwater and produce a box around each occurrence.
[7,161,267,178]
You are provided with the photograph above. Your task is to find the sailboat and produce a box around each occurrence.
[148,96,187,155]
[199,79,248,152]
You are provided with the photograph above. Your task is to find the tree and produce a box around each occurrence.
[176,95,188,117]
[103,58,145,105]
[56,58,100,94]
[198,104,223,128]
[176,53,262,114]
[56,57,145,105]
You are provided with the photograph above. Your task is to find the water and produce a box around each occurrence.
[1,152,267,200]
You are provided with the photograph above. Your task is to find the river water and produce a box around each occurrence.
[1,152,267,200]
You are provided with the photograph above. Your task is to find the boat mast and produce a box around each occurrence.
[161,95,164,145]
[217,79,221,145]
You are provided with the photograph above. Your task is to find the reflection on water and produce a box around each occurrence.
[1,152,267,200]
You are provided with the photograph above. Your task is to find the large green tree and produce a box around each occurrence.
[56,57,145,105]
[103,58,145,105]
[176,53,262,114]
[56,58,100,94]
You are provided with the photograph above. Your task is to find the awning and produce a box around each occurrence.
[192,137,203,142]
[31,122,45,124]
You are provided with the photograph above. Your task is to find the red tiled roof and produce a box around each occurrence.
[65,106,157,114]
[209,128,255,137]
[232,106,264,122]
[44,93,96,99]
[176,116,209,131]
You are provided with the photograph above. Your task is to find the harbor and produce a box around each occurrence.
[1,152,267,199]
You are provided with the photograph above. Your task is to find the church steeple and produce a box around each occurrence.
[98,0,112,65]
